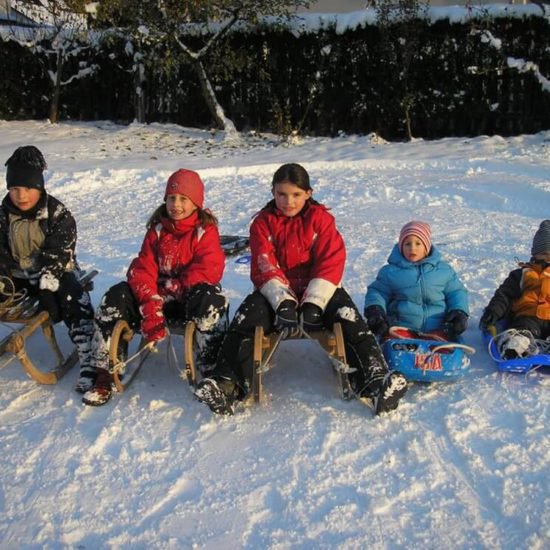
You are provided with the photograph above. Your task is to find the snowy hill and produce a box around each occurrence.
[0,120,548,549]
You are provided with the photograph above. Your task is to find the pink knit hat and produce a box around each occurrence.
[164,169,204,208]
[399,221,432,254]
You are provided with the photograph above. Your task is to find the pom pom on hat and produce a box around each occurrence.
[399,221,432,254]
[531,219,550,257]
[164,169,204,209]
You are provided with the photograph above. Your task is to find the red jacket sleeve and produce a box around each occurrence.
[178,224,225,290]
[250,214,291,291]
[127,228,161,304]
[300,209,345,309]
[310,210,346,285]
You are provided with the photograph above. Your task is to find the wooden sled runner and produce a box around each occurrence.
[0,270,98,384]
[251,323,354,403]
[108,319,198,393]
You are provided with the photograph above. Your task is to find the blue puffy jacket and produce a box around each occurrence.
[364,244,469,333]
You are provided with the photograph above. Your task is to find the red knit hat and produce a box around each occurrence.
[164,169,204,208]
[399,221,432,254]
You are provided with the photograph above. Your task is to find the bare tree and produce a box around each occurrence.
[3,0,99,123]
[94,0,311,135]
[375,0,429,141]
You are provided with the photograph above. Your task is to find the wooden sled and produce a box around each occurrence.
[251,323,354,403]
[109,319,198,393]
[0,270,98,384]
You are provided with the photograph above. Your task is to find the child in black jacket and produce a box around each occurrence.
[0,146,95,391]
[480,219,550,358]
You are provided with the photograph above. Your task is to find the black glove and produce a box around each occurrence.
[37,289,61,323]
[274,300,298,330]
[444,309,468,335]
[479,309,498,331]
[300,302,323,331]
[364,305,389,337]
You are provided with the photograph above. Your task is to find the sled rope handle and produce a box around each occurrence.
[165,329,187,380]
[487,328,550,363]
[0,275,29,315]
[388,325,449,342]
[111,341,157,374]
[0,351,19,371]
[429,343,476,355]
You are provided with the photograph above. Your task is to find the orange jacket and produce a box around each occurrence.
[511,263,550,320]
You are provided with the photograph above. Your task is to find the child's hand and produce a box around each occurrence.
[139,296,166,342]
[275,300,298,330]
[445,310,468,335]
[300,302,323,331]
[364,305,389,337]
[479,309,498,331]
[159,278,183,300]
[37,289,61,323]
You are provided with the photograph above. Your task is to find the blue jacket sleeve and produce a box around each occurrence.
[443,267,469,315]
[364,267,393,312]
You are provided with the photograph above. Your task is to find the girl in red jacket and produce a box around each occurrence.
[83,169,228,406]
[194,163,407,416]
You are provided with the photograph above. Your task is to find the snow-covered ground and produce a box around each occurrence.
[0,120,548,549]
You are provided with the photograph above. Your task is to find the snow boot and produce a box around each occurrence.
[374,371,408,415]
[82,368,113,406]
[74,367,96,394]
[496,329,537,359]
[194,377,236,416]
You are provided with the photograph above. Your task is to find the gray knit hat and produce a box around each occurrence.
[531,219,550,256]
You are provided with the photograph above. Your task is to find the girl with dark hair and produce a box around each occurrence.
[0,145,96,390]
[83,169,228,406]
[195,163,407,416]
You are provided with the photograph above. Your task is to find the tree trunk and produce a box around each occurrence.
[192,58,236,134]
[49,51,64,124]
[134,62,146,123]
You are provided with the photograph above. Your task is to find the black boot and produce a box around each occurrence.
[82,368,113,406]
[374,371,408,415]
[194,377,237,416]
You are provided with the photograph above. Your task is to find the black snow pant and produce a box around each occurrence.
[13,272,95,373]
[91,281,228,373]
[211,288,389,398]
[509,316,550,340]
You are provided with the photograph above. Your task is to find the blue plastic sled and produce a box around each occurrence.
[382,332,475,382]
[482,328,550,374]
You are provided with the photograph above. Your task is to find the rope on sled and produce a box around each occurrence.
[165,329,187,380]
[111,340,157,375]
[0,275,29,319]
[388,325,475,374]
[487,328,549,362]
